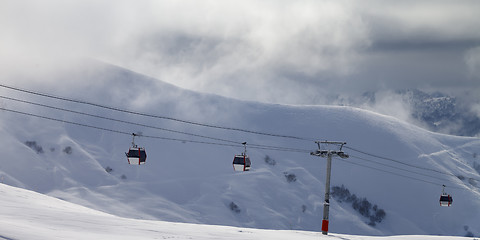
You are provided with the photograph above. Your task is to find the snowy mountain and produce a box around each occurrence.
[1,183,472,240]
[360,89,480,137]
[1,60,480,237]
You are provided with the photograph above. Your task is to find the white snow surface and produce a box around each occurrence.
[0,61,479,237]
[0,183,473,240]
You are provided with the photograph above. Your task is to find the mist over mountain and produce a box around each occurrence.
[356,89,480,137]
[398,89,480,137]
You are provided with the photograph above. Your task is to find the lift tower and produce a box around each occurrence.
[310,141,349,235]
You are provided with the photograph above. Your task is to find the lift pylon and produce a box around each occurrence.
[310,141,349,235]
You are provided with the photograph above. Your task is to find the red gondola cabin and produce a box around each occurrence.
[126,146,147,165]
[233,154,251,171]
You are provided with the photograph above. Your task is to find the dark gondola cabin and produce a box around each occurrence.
[233,142,251,171]
[233,154,251,171]
[125,133,147,165]
[439,185,453,207]
[126,147,147,165]
[439,194,453,207]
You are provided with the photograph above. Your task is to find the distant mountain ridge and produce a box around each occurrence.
[361,89,480,137]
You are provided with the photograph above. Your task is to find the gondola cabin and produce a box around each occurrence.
[126,133,147,165]
[126,146,147,165]
[439,185,453,207]
[439,194,453,207]
[233,154,251,171]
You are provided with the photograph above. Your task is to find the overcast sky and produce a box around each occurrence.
[1,0,480,106]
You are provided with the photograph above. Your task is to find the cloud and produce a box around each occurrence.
[465,46,480,80]
[1,1,370,97]
[359,1,480,43]
[98,1,371,101]
[1,0,480,106]
[360,91,417,124]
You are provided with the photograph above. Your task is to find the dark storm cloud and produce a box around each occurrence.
[369,39,480,53]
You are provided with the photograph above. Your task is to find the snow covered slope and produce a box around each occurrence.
[0,60,479,237]
[0,183,473,240]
